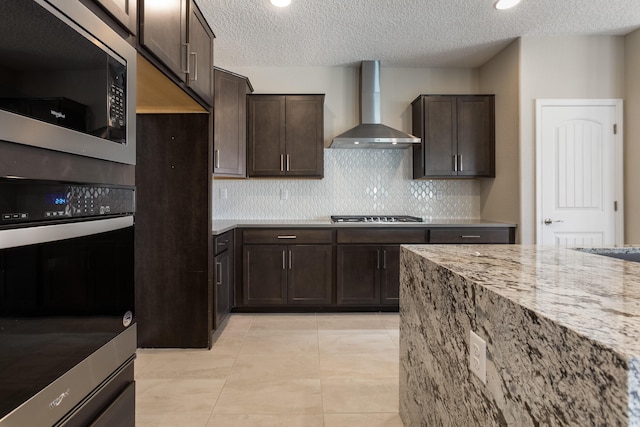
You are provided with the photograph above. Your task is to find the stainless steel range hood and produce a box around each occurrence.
[331,61,420,148]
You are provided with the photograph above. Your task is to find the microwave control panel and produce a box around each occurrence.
[0,179,135,227]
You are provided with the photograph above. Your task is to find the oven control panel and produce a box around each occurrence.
[0,179,135,227]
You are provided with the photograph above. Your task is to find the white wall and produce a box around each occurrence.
[625,29,640,243]
[214,66,484,220]
[479,40,521,241]
[518,36,625,244]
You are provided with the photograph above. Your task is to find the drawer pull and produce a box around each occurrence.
[277,235,297,239]
[217,240,229,245]
[215,262,222,285]
[460,235,481,239]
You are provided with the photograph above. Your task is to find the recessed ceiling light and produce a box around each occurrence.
[494,0,521,10]
[270,0,291,7]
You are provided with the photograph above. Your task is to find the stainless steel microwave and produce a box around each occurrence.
[0,0,137,165]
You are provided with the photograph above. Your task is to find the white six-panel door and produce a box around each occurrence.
[536,100,623,246]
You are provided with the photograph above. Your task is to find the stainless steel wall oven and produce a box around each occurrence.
[0,1,137,425]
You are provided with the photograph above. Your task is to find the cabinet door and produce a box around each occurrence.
[214,71,247,176]
[247,96,286,176]
[187,2,214,105]
[336,245,380,305]
[243,245,287,305]
[285,96,324,177]
[214,250,232,328]
[287,245,333,305]
[92,0,137,34]
[456,96,495,177]
[139,0,188,81]
[379,245,400,305]
[413,96,457,178]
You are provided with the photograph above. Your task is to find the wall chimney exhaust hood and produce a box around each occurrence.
[330,61,420,148]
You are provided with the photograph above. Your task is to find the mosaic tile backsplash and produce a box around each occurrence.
[212,149,480,220]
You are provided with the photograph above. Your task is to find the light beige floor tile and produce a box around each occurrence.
[387,329,400,348]
[316,314,386,331]
[136,351,235,379]
[322,378,399,413]
[324,412,404,427]
[318,333,396,354]
[207,413,324,427]
[248,314,318,332]
[379,313,400,328]
[213,379,323,414]
[240,332,319,354]
[227,353,320,385]
[320,351,398,379]
[137,413,211,427]
[136,378,224,415]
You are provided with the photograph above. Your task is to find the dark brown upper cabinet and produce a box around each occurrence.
[91,0,137,34]
[187,2,214,105]
[214,68,253,177]
[412,95,495,178]
[139,0,214,105]
[248,95,324,178]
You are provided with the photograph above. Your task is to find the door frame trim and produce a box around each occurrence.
[535,99,624,246]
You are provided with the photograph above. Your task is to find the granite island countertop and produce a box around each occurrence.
[399,244,640,426]
[212,218,516,235]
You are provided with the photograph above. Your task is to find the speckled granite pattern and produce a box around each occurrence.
[399,245,640,427]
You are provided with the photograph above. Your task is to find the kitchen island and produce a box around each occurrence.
[399,245,640,426]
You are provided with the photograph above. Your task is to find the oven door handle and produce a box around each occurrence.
[0,215,134,250]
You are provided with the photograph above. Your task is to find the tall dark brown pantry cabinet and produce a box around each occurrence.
[135,113,213,348]
[247,95,324,178]
[412,95,495,178]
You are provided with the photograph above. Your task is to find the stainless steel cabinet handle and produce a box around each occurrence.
[190,52,198,81]
[382,250,387,269]
[214,150,220,169]
[460,235,480,239]
[277,235,297,239]
[215,262,222,285]
[376,249,381,269]
[453,155,457,172]
[459,155,463,172]
[182,43,190,74]
[286,154,290,171]
[280,154,284,172]
[217,239,229,246]
[543,218,564,225]
[288,250,292,270]
[282,250,286,269]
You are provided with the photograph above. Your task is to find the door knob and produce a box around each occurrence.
[544,218,564,225]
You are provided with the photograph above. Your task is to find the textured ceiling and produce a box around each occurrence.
[198,0,640,68]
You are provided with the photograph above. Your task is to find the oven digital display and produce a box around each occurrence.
[47,194,67,206]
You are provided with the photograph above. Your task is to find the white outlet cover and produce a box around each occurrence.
[469,330,487,384]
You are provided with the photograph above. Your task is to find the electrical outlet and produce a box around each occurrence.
[219,188,228,200]
[469,330,487,384]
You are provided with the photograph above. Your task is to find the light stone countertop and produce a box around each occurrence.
[212,218,517,235]
[403,244,640,358]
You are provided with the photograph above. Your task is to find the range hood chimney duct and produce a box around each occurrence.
[330,60,420,148]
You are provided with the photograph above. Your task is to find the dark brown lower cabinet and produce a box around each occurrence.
[214,247,232,327]
[336,245,399,306]
[243,244,332,306]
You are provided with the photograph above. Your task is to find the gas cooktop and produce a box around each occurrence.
[331,215,423,223]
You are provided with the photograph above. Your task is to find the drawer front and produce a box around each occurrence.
[214,230,233,254]
[429,228,511,244]
[242,229,333,244]
[336,229,426,244]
